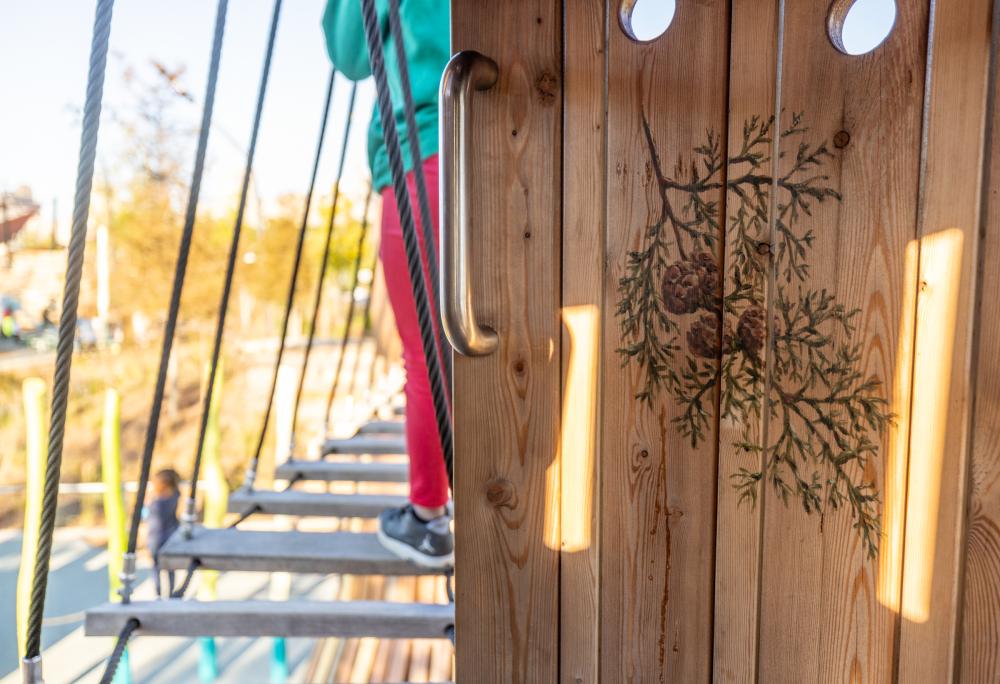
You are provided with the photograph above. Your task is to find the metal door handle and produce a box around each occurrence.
[439,50,499,357]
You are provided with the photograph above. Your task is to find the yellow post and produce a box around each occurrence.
[16,378,47,661]
[198,362,229,600]
[102,388,125,601]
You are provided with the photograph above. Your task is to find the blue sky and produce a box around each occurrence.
[1,1,896,236]
[0,0,374,235]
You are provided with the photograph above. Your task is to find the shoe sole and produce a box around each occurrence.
[376,527,455,570]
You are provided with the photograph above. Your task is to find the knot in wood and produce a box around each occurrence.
[534,71,558,105]
[756,241,772,256]
[485,478,515,508]
[513,358,526,375]
[833,130,851,149]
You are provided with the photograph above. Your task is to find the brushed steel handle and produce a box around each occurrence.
[439,50,499,357]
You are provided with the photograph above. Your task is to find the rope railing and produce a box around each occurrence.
[242,68,337,491]
[22,2,115,679]
[289,82,360,450]
[182,0,284,536]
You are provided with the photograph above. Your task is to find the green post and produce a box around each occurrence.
[198,362,228,682]
[16,378,47,662]
[101,388,132,684]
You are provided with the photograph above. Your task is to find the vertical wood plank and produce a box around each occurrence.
[712,1,778,680]
[561,2,605,683]
[898,0,994,680]
[960,8,1000,677]
[752,2,930,682]
[603,2,729,680]
[451,1,563,681]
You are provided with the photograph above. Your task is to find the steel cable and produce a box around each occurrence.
[360,0,454,486]
[125,0,229,556]
[184,0,283,522]
[323,184,374,429]
[246,69,337,487]
[98,618,139,684]
[289,82,359,448]
[24,0,115,662]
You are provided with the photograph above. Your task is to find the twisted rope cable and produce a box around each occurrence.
[290,82,359,445]
[360,0,454,487]
[248,69,337,480]
[385,0,452,388]
[98,618,139,684]
[24,0,115,661]
[126,0,230,555]
[324,183,374,429]
[186,0,282,515]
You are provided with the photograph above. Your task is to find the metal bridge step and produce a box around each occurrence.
[321,435,407,455]
[158,527,440,575]
[275,459,408,483]
[228,489,405,518]
[357,419,405,435]
[85,599,453,639]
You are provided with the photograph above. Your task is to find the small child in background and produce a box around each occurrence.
[146,468,181,597]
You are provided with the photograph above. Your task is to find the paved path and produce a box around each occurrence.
[0,529,323,683]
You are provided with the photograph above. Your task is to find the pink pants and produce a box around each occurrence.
[379,154,450,508]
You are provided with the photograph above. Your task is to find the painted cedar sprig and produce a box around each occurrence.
[616,112,890,558]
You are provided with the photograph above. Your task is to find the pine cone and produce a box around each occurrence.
[687,312,733,359]
[736,306,781,358]
[661,252,720,315]
[662,261,700,315]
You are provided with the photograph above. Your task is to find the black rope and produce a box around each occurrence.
[228,504,261,528]
[98,618,139,684]
[385,0,451,386]
[24,0,114,661]
[345,240,382,400]
[245,69,337,485]
[289,82,359,448]
[360,0,454,487]
[323,184,373,429]
[126,0,229,555]
[186,0,282,519]
[169,558,201,599]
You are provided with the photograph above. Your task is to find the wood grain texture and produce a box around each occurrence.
[898,1,994,680]
[712,1,777,680]
[602,1,729,680]
[561,2,605,683]
[960,13,1000,676]
[451,1,563,682]
[752,3,929,681]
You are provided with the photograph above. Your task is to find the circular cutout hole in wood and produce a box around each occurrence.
[620,0,676,43]
[828,0,897,55]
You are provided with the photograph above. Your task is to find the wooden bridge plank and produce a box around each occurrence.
[357,420,406,435]
[275,459,409,483]
[753,2,929,682]
[158,527,438,575]
[321,435,407,455]
[85,600,453,639]
[227,489,406,518]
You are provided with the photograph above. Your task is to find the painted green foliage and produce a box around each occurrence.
[616,113,890,557]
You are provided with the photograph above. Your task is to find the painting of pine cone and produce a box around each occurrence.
[736,305,782,358]
[661,252,721,315]
[687,312,734,359]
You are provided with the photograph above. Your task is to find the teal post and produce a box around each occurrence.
[198,638,219,682]
[270,638,288,683]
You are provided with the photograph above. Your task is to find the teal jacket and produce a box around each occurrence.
[322,0,450,192]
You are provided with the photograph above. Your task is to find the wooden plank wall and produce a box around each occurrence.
[752,2,929,682]
[560,2,605,683]
[601,2,729,681]
[455,1,1000,681]
[451,1,563,682]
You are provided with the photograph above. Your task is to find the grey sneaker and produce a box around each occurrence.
[377,504,454,569]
